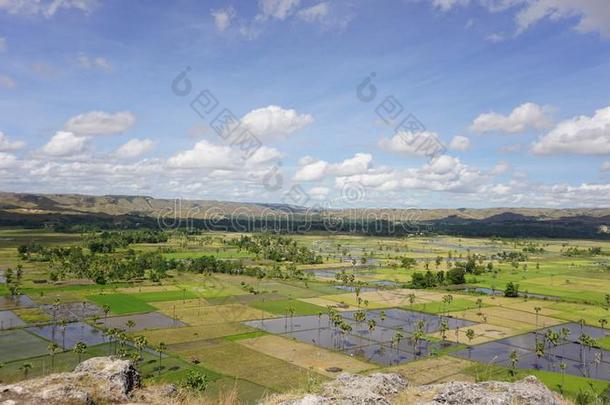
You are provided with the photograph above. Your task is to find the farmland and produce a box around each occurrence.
[0,228,608,403]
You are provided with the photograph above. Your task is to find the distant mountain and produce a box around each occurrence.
[1,191,609,239]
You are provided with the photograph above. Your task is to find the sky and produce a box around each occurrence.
[1,0,610,209]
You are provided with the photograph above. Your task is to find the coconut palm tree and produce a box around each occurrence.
[134,335,148,361]
[73,341,88,363]
[59,318,68,350]
[509,350,519,378]
[47,342,60,372]
[19,363,32,380]
[534,307,541,328]
[439,319,449,344]
[156,342,167,376]
[126,320,136,333]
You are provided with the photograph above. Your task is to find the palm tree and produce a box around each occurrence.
[439,319,449,344]
[534,341,545,370]
[74,342,88,363]
[47,342,60,371]
[126,320,136,333]
[156,342,167,376]
[59,318,68,349]
[102,304,111,324]
[134,335,148,361]
[19,363,32,380]
[534,307,541,328]
[509,350,519,378]
[465,328,475,358]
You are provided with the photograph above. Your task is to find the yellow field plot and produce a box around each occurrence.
[448,307,563,330]
[384,356,474,385]
[116,285,179,294]
[153,298,209,311]
[299,297,358,311]
[319,293,392,309]
[140,322,253,345]
[157,303,274,325]
[429,323,518,345]
[170,339,325,391]
[239,335,374,377]
[525,276,605,291]
[504,300,564,316]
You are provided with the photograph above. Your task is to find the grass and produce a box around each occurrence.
[464,361,610,401]
[249,299,326,316]
[130,289,199,303]
[410,298,488,314]
[0,329,49,363]
[86,293,155,314]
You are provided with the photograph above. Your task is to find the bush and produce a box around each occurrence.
[181,370,209,392]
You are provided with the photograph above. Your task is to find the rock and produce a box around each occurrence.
[271,374,567,405]
[0,357,140,404]
[325,367,343,373]
[278,373,408,405]
[416,375,567,405]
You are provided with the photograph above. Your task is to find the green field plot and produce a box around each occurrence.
[169,339,326,392]
[86,293,155,314]
[0,329,49,363]
[129,289,199,303]
[410,297,488,314]
[249,298,326,316]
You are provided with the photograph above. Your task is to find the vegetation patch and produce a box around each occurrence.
[86,293,155,314]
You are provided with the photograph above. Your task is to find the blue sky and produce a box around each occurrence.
[1,0,610,208]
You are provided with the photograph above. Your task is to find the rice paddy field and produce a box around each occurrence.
[0,228,609,402]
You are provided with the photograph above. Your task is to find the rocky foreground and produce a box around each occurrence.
[0,357,567,404]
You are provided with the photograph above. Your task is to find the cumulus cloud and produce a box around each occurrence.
[297,2,329,22]
[257,0,301,21]
[114,138,155,159]
[491,161,510,175]
[211,6,236,31]
[294,153,373,182]
[294,159,328,181]
[0,152,18,169]
[449,135,470,151]
[470,102,552,134]
[241,105,313,140]
[379,131,446,157]
[0,74,16,89]
[531,106,610,155]
[417,0,610,39]
[77,53,113,72]
[41,131,89,157]
[0,0,99,17]
[308,186,330,200]
[167,139,281,170]
[64,111,135,136]
[0,131,25,151]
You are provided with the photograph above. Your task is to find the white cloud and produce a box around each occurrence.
[257,0,301,21]
[241,105,313,140]
[379,131,446,157]
[211,6,236,32]
[0,131,25,151]
[0,0,98,17]
[449,135,470,151]
[0,74,16,89]
[0,152,17,169]
[531,106,610,155]
[419,0,610,39]
[294,159,328,181]
[64,111,135,136]
[77,53,113,72]
[247,146,283,164]
[167,140,236,170]
[114,138,155,159]
[0,37,6,52]
[514,0,610,38]
[297,2,329,23]
[470,102,552,134]
[309,186,330,200]
[601,162,610,172]
[491,161,510,175]
[41,131,88,157]
[294,153,374,182]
